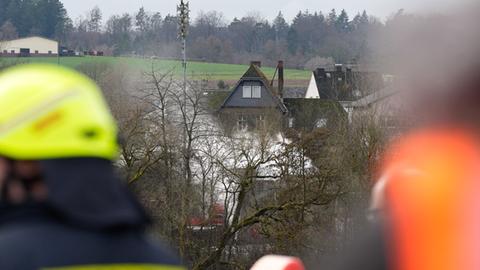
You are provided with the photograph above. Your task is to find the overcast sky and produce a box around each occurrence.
[61,0,462,23]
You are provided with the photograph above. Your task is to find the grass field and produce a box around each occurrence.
[1,56,310,83]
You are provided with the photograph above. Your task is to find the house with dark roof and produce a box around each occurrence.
[344,85,403,134]
[216,61,347,133]
[218,61,288,132]
[305,64,385,101]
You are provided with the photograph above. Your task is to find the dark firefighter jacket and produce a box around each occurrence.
[0,158,184,270]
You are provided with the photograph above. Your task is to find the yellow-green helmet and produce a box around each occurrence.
[0,64,119,160]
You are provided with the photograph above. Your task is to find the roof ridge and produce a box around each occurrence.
[5,36,57,43]
[241,64,271,88]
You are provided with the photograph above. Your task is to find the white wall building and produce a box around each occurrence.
[305,72,321,99]
[1,36,58,56]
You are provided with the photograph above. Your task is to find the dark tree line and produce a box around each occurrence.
[0,1,389,68]
[0,0,71,42]
[66,7,384,68]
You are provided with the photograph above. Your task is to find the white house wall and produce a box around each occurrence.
[305,73,320,99]
[2,37,58,55]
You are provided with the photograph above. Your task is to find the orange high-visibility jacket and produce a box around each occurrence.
[380,128,480,270]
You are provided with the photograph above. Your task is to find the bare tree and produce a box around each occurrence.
[0,20,18,40]
[85,62,389,270]
[87,6,103,33]
[194,11,226,37]
[189,124,343,269]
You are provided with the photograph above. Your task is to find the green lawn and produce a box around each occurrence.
[1,56,310,81]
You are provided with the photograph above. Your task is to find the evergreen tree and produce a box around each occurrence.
[0,0,13,25]
[360,10,369,24]
[335,9,350,31]
[273,11,289,41]
[1,0,69,39]
[352,13,362,29]
[286,28,298,54]
[328,9,337,25]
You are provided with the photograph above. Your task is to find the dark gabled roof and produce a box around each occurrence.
[310,67,385,101]
[283,98,347,130]
[350,85,398,108]
[241,64,271,87]
[283,98,345,115]
[311,69,336,100]
[205,90,231,111]
[219,64,288,113]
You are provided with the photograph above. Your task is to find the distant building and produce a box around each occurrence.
[187,203,225,249]
[217,61,345,133]
[344,85,404,122]
[305,64,385,101]
[0,36,58,57]
[218,61,287,132]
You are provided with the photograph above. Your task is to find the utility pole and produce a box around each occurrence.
[177,0,189,94]
[176,0,190,258]
[177,0,190,156]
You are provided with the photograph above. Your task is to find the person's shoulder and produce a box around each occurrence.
[0,224,44,268]
[0,222,43,244]
[0,224,184,268]
[136,234,184,266]
[0,221,65,251]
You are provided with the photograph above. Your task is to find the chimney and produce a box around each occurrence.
[250,61,262,68]
[335,64,343,72]
[346,67,352,82]
[315,68,326,79]
[278,60,284,99]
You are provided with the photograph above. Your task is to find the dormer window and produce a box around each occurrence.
[243,84,262,98]
[252,86,261,98]
[243,85,252,98]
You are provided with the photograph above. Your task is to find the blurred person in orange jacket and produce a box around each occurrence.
[330,52,480,270]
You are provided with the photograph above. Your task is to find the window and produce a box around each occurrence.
[10,50,14,54]
[353,89,361,98]
[288,117,294,128]
[237,115,248,130]
[48,50,52,54]
[256,115,265,128]
[35,50,39,54]
[315,118,328,128]
[2,50,6,54]
[243,84,261,98]
[252,86,261,98]
[242,85,252,98]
